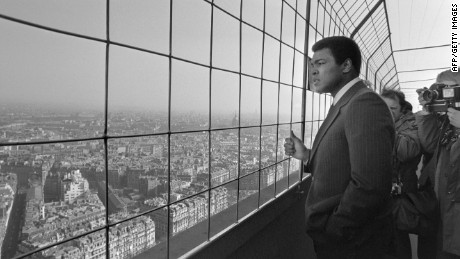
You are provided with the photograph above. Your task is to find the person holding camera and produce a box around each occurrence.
[416,69,460,258]
[381,89,422,258]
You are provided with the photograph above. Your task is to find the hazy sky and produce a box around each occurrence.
[0,0,453,114]
[0,0,297,116]
[1,0,105,110]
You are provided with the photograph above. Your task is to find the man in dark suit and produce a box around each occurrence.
[284,36,395,258]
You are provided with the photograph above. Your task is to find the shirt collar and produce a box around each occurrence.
[333,77,361,105]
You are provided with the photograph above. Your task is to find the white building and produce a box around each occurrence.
[61,170,89,203]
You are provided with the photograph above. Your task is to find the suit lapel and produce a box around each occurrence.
[309,82,366,163]
[309,104,339,161]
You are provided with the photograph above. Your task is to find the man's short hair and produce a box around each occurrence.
[381,89,407,111]
[436,69,460,84]
[404,101,413,112]
[312,36,362,74]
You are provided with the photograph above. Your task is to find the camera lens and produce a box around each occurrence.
[422,90,437,102]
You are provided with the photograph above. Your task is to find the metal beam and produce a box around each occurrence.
[393,44,450,53]
[301,0,312,147]
[399,78,436,84]
[350,0,384,39]
[398,67,450,73]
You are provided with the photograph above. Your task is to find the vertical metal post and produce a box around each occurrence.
[207,0,214,243]
[104,0,110,257]
[299,0,312,181]
[167,1,174,257]
[301,0,312,143]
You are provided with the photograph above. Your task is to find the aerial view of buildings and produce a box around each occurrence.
[0,103,303,258]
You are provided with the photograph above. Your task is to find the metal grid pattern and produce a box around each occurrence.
[0,0,313,258]
[0,0,398,258]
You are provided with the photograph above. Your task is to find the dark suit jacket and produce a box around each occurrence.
[305,81,395,247]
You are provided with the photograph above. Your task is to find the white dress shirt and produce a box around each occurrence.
[333,77,361,105]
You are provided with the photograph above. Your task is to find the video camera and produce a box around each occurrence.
[417,83,460,113]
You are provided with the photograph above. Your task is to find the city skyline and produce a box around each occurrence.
[0,105,305,258]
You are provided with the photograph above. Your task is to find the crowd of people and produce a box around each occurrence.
[284,36,460,259]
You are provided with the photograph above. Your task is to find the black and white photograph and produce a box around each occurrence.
[0,0,457,258]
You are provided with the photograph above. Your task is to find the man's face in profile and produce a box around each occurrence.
[310,48,343,95]
[382,96,402,122]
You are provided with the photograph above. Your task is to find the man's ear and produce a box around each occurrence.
[342,58,352,73]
